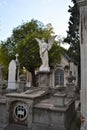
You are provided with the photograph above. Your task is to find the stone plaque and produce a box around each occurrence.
[14,103,28,121]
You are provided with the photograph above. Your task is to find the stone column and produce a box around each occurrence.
[76,0,87,129]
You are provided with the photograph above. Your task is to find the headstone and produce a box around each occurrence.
[76,0,87,129]
[7,60,16,90]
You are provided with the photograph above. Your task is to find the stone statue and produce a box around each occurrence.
[66,71,76,83]
[35,35,57,71]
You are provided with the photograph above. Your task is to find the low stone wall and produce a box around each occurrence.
[0,97,7,130]
[32,98,76,130]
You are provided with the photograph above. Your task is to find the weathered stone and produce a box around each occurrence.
[1,87,75,130]
[8,60,16,90]
[37,71,50,89]
[76,0,87,129]
[53,92,66,106]
[66,83,75,98]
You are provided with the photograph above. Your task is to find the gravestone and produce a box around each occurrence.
[7,60,16,90]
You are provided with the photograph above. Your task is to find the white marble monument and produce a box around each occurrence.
[7,60,16,90]
[76,0,87,129]
[35,36,56,72]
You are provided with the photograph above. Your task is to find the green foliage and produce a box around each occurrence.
[49,42,61,67]
[64,0,80,87]
[14,19,54,70]
[64,0,80,63]
[0,39,16,79]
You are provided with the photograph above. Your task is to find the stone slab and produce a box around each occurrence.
[32,123,66,130]
[6,88,49,99]
[34,97,74,112]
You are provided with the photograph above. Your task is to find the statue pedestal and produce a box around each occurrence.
[38,71,50,89]
[39,66,50,72]
[66,83,75,98]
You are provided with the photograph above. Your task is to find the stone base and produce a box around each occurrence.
[0,87,76,130]
[7,82,17,90]
[66,83,75,98]
[32,121,76,130]
[53,92,66,106]
[6,88,17,93]
[39,66,50,72]
[5,124,28,130]
[33,97,76,130]
[37,71,50,89]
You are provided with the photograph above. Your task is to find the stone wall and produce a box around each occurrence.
[0,98,7,130]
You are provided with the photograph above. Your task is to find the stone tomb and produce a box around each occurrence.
[3,87,76,130]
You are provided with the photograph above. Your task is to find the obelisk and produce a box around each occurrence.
[76,0,87,129]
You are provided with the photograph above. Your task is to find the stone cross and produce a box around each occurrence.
[15,53,19,62]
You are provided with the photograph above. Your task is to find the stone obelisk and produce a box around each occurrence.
[76,0,87,129]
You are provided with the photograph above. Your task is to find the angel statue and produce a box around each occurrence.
[35,35,57,72]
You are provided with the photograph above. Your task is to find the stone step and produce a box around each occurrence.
[5,124,28,130]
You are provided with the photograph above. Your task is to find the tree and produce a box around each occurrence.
[0,19,61,86]
[64,0,80,87]
[0,38,16,79]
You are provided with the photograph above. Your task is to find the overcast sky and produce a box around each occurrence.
[0,0,73,41]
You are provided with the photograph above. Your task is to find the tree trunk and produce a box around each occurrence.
[30,69,37,87]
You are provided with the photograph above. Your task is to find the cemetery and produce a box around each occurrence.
[1,0,87,130]
[0,36,79,130]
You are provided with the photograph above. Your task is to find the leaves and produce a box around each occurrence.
[64,0,80,64]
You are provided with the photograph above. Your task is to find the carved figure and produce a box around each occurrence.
[35,35,57,71]
[66,71,76,83]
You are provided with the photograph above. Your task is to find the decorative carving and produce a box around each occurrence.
[35,36,57,71]
[14,102,28,121]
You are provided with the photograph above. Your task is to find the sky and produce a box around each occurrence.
[0,0,73,43]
